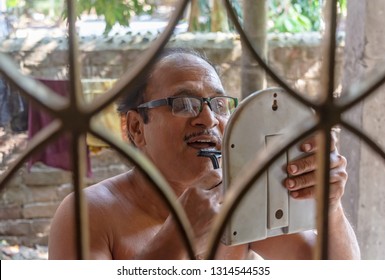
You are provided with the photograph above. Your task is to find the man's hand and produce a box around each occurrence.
[284,131,347,212]
[176,169,223,255]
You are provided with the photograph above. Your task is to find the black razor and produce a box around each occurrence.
[197,150,222,169]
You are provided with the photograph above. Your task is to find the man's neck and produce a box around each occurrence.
[130,168,184,221]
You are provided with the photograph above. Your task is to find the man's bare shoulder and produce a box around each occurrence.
[84,170,165,221]
[84,170,166,259]
[49,170,152,259]
[52,171,135,220]
[84,172,132,205]
[83,170,154,220]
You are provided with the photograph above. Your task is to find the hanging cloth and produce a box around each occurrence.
[28,78,91,176]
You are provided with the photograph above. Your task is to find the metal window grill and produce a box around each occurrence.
[0,0,384,260]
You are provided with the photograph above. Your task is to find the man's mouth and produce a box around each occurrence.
[186,139,217,149]
[184,130,221,150]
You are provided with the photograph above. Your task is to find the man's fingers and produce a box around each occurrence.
[287,154,316,176]
[285,171,316,190]
[300,130,338,153]
[288,144,346,177]
[290,186,315,199]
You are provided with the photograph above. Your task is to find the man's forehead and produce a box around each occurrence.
[144,52,224,99]
[155,53,214,71]
[149,53,221,83]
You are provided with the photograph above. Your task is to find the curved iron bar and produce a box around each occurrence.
[67,0,84,108]
[337,67,385,112]
[313,0,338,260]
[206,121,320,259]
[0,53,68,116]
[71,132,90,260]
[66,0,90,260]
[0,120,63,191]
[340,119,385,162]
[223,0,317,109]
[313,126,332,259]
[89,123,196,259]
[325,0,338,102]
[86,0,190,116]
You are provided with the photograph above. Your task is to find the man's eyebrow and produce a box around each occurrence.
[172,88,196,96]
[172,88,226,97]
[214,88,226,96]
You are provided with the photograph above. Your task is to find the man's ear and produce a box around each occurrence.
[126,111,146,147]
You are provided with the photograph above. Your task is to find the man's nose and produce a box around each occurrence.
[191,103,219,128]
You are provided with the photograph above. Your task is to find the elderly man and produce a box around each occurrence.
[48,49,360,260]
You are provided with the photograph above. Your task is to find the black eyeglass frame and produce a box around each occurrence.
[137,96,239,117]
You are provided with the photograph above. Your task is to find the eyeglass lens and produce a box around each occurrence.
[172,97,235,117]
[172,97,200,117]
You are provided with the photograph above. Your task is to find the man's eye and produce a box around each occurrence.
[174,98,197,112]
[214,99,227,109]
[180,105,192,112]
[182,99,193,108]
[217,101,225,108]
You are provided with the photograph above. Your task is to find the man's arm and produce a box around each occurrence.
[250,206,360,260]
[287,133,360,259]
[48,193,113,259]
[327,204,360,259]
[250,231,315,260]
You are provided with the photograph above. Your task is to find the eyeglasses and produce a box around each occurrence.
[137,96,238,118]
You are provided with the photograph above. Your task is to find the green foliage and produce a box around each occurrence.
[268,0,346,33]
[191,0,211,32]
[189,0,346,33]
[5,0,347,35]
[189,0,242,32]
[6,0,20,8]
[65,0,154,35]
[269,0,318,33]
[6,0,65,19]
[338,0,347,16]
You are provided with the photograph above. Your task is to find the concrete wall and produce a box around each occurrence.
[341,0,385,260]
[0,148,130,246]
[0,32,339,99]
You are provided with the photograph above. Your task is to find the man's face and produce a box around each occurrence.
[139,54,228,189]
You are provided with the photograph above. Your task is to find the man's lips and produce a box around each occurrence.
[186,137,217,149]
[184,130,221,150]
